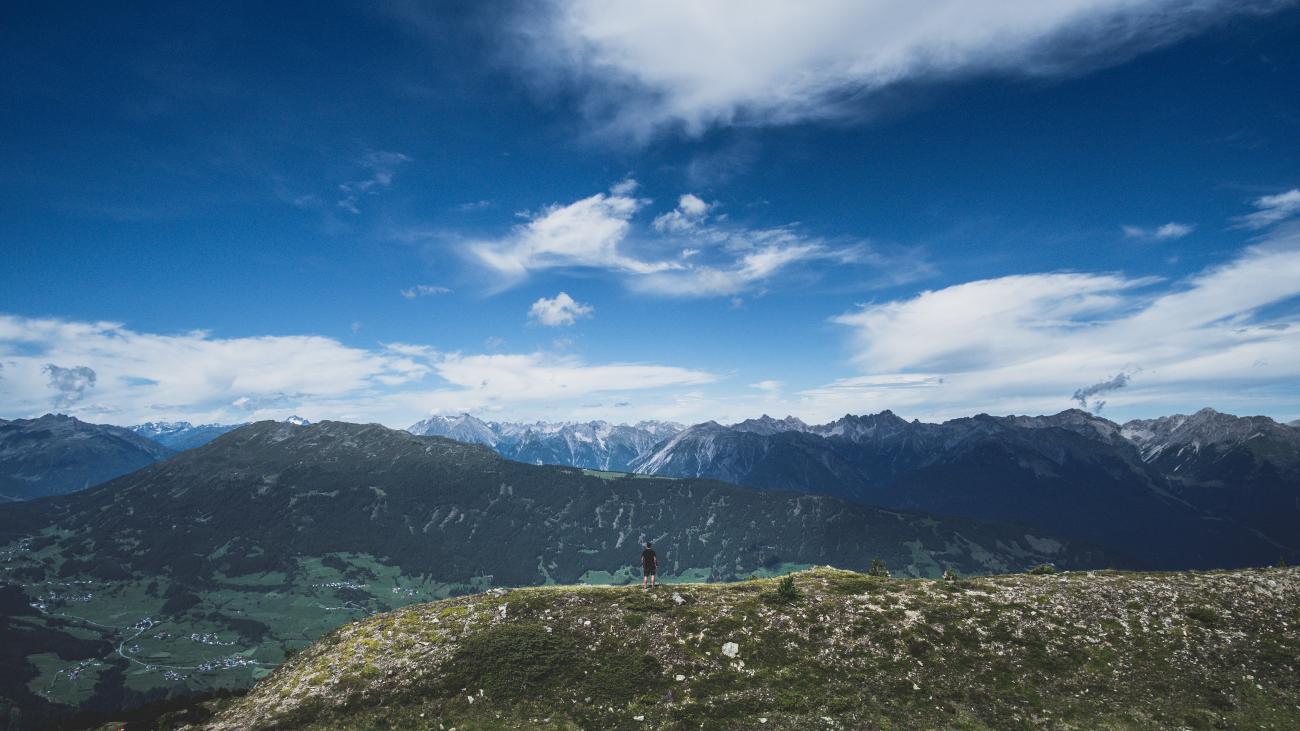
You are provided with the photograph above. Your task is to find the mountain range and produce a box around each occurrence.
[127,421,244,451]
[631,408,1300,569]
[408,413,682,472]
[4,408,1295,571]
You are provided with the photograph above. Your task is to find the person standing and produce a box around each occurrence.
[641,541,657,588]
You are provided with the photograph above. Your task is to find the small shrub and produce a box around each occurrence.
[768,575,803,604]
[868,559,890,578]
[1186,605,1221,627]
[1028,563,1057,575]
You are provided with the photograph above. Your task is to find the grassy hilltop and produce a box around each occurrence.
[167,566,1300,730]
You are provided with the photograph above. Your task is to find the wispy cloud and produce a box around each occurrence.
[1122,222,1194,240]
[0,315,714,426]
[1235,189,1300,229]
[428,352,714,409]
[529,292,594,326]
[512,0,1286,140]
[337,151,410,214]
[823,228,1300,420]
[1071,371,1132,412]
[400,284,452,299]
[631,234,825,297]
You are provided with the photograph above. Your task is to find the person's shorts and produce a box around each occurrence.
[643,563,656,576]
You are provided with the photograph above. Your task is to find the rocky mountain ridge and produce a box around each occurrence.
[182,566,1300,730]
[408,413,683,472]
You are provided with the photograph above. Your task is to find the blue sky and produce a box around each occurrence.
[3,1,1300,427]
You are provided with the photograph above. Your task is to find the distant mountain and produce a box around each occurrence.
[0,420,1108,722]
[129,417,307,452]
[408,414,682,471]
[731,414,811,435]
[407,413,499,446]
[0,414,174,502]
[633,409,1300,569]
[1122,408,1300,555]
[129,421,243,451]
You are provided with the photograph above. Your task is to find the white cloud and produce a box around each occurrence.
[0,315,715,427]
[822,231,1300,420]
[1236,189,1300,229]
[468,182,679,282]
[653,193,713,232]
[516,0,1283,139]
[609,178,639,196]
[468,183,904,297]
[1122,222,1194,240]
[400,284,452,298]
[750,380,782,392]
[528,292,595,326]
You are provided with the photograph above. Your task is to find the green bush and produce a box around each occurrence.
[868,558,890,578]
[770,575,803,604]
[1028,563,1057,575]
[1186,605,1221,627]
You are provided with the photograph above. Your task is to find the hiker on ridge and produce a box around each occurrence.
[641,541,657,588]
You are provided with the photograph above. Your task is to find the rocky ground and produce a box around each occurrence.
[171,566,1299,730]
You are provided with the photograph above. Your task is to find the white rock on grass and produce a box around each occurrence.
[721,641,739,658]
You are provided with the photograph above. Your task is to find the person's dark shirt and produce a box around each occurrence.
[641,548,656,566]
